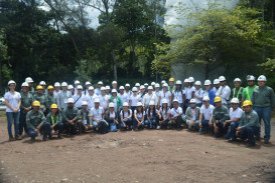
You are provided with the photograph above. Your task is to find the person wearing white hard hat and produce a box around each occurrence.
[203,80,216,105]
[133,102,145,130]
[185,98,200,131]
[139,85,146,99]
[125,83,132,98]
[90,98,109,134]
[62,97,79,135]
[135,83,141,91]
[194,81,204,107]
[216,76,231,106]
[212,79,220,93]
[84,81,92,95]
[105,102,119,132]
[118,86,129,104]
[77,101,92,133]
[224,98,243,141]
[53,82,61,98]
[129,87,141,112]
[252,75,275,144]
[158,83,172,108]
[154,83,161,105]
[112,81,118,90]
[4,80,21,141]
[25,77,35,94]
[95,81,103,96]
[172,80,184,109]
[120,102,133,130]
[86,86,96,109]
[151,82,156,87]
[158,99,170,129]
[188,77,195,86]
[143,86,158,109]
[105,85,111,96]
[109,89,122,113]
[19,82,33,138]
[57,82,71,111]
[182,78,195,113]
[168,99,184,129]
[72,85,88,109]
[231,78,243,101]
[242,75,256,101]
[98,86,109,110]
[199,96,215,134]
[144,100,159,129]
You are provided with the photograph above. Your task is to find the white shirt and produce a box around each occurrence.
[120,109,133,121]
[94,88,101,96]
[118,93,129,104]
[159,107,170,120]
[73,94,88,108]
[129,94,141,107]
[200,104,215,120]
[159,90,172,106]
[90,107,104,121]
[86,94,97,109]
[4,91,21,112]
[229,107,243,120]
[216,85,231,104]
[173,90,184,103]
[169,107,183,118]
[143,93,158,107]
[194,89,205,104]
[184,86,195,100]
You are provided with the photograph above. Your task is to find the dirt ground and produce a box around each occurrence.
[0,117,275,183]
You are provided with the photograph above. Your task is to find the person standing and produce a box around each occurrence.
[242,75,256,101]
[216,76,231,107]
[252,75,275,144]
[231,78,243,101]
[4,80,22,141]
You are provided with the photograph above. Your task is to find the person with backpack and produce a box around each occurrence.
[185,99,200,131]
[77,101,92,133]
[120,102,133,130]
[169,99,184,129]
[158,99,170,129]
[105,102,119,132]
[133,102,145,130]
[144,101,159,129]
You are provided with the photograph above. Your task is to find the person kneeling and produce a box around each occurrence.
[62,98,79,135]
[90,98,109,134]
[120,102,133,130]
[133,102,145,130]
[105,102,119,132]
[144,101,159,129]
[26,101,51,142]
[46,103,64,139]
[185,99,200,131]
[168,99,184,129]
[77,101,92,133]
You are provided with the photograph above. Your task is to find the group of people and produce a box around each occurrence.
[3,75,275,146]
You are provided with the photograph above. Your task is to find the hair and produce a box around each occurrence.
[147,106,156,118]
[137,106,144,113]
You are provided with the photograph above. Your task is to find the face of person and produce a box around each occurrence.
[82,105,88,110]
[112,92,117,97]
[22,86,29,93]
[51,108,58,114]
[120,89,124,94]
[112,83,117,89]
[195,85,200,90]
[9,84,16,91]
[55,86,60,91]
[37,89,43,94]
[88,90,94,95]
[169,81,174,86]
[173,102,179,108]
[220,81,225,86]
[48,89,54,94]
[234,82,241,88]
[109,107,114,112]
[231,103,239,110]
[203,100,209,106]
[149,105,154,109]
[243,105,252,113]
[140,88,145,93]
[123,106,128,111]
[33,106,40,111]
[190,103,196,108]
[162,103,168,108]
[215,102,222,107]
[155,87,160,91]
[258,81,265,87]
[67,103,74,108]
[148,89,153,94]
[95,102,100,108]
[204,85,210,90]
[62,86,67,91]
[247,80,254,86]
[101,90,106,95]
[77,89,82,95]
[176,84,181,90]
[137,106,142,111]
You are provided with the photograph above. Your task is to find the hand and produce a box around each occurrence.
[236,127,241,131]
[35,128,39,133]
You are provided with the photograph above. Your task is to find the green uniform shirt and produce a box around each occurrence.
[46,112,62,125]
[252,86,275,108]
[78,109,91,125]
[242,85,256,101]
[33,93,47,110]
[63,107,79,121]
[232,87,243,101]
[20,92,33,112]
[239,110,259,128]
[212,105,229,123]
[46,94,57,109]
[26,110,46,130]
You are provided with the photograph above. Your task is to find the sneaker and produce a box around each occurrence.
[264,139,270,144]
[156,126,161,130]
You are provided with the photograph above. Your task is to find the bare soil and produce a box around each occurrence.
[0,117,275,183]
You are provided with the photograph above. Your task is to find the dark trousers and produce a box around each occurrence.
[200,120,210,132]
[64,122,78,135]
[19,111,28,135]
[28,123,51,139]
[239,126,259,145]
[225,122,239,139]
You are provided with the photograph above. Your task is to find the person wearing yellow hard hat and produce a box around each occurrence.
[252,75,275,144]
[45,85,57,116]
[211,96,229,138]
[235,100,260,147]
[46,103,63,139]
[26,100,51,142]
[168,77,175,93]
[33,85,47,114]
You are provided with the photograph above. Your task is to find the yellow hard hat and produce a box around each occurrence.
[214,96,222,103]
[50,103,58,109]
[32,100,41,107]
[169,77,175,82]
[242,100,253,107]
[47,85,54,90]
[36,85,44,90]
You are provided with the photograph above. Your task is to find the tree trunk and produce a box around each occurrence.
[111,50,117,81]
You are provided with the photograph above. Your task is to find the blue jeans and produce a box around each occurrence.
[6,112,20,138]
[200,120,209,132]
[28,123,51,139]
[254,107,271,140]
[225,122,239,139]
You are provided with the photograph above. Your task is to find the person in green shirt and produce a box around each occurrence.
[46,103,63,139]
[62,98,79,135]
[242,75,256,101]
[77,101,92,133]
[236,100,260,147]
[252,75,275,144]
[26,100,51,142]
[19,82,33,137]
[33,85,47,114]
[210,96,229,138]
[231,78,243,101]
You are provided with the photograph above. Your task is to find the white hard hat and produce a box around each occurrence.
[21,82,29,87]
[132,87,138,92]
[98,81,103,85]
[74,80,80,85]
[162,99,168,104]
[190,98,196,103]
[188,77,195,82]
[54,82,60,87]
[218,76,226,82]
[112,81,117,84]
[105,86,111,90]
[125,83,130,87]
[204,80,211,85]
[155,83,160,88]
[123,102,129,107]
[213,79,220,85]
[111,89,117,93]
[202,96,210,101]
[61,82,68,87]
[77,85,83,90]
[135,83,140,87]
[144,83,148,86]
[175,80,182,85]
[173,99,179,103]
[39,81,46,86]
[100,86,106,90]
[233,78,242,83]
[8,80,16,85]
[184,78,190,83]
[25,77,34,83]
[81,101,88,106]
[119,86,125,90]
[230,97,240,104]
[137,102,143,107]
[246,75,255,81]
[88,86,94,90]
[149,100,155,106]
[109,102,115,108]
[162,83,168,87]
[151,82,156,86]
[85,81,91,86]
[148,86,153,90]
[67,98,75,103]
[257,75,267,81]
[140,85,145,89]
[68,85,74,90]
[194,81,201,86]
[94,98,100,103]
[161,80,166,84]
